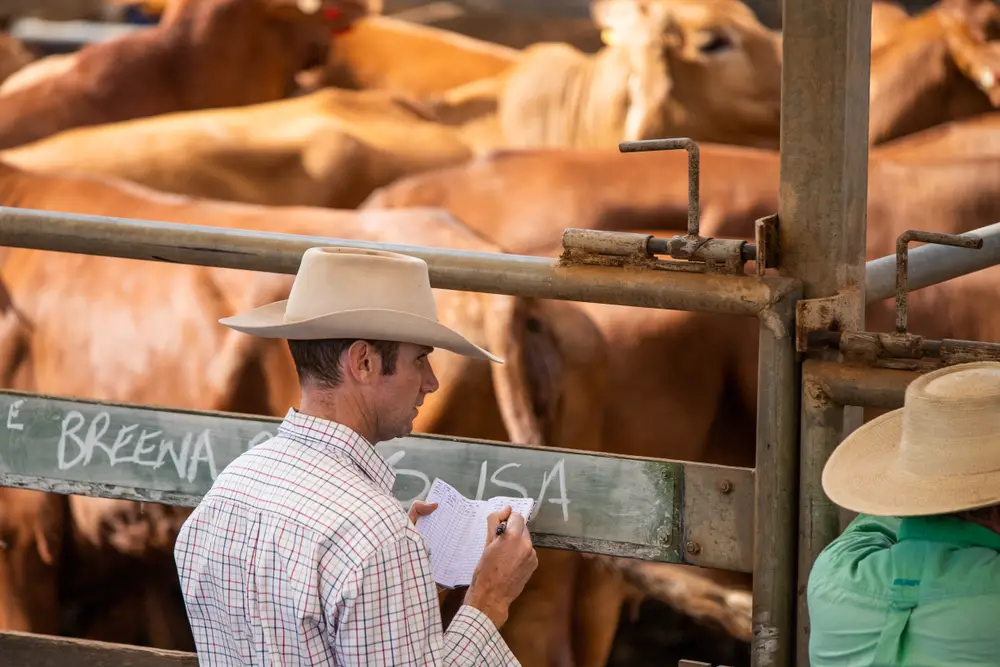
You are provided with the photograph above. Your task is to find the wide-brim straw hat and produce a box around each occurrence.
[822,361,1000,517]
[219,246,502,363]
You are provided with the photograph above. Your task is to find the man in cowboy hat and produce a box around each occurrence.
[808,361,1000,666]
[174,246,538,665]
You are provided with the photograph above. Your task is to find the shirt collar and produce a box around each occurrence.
[277,408,396,495]
[898,514,1000,551]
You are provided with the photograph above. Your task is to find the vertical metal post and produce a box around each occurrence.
[753,290,801,667]
[777,1,872,665]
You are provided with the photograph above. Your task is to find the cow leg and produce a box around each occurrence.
[500,547,577,667]
[571,556,627,667]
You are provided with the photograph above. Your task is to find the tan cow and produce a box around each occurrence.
[2,88,473,209]
[303,15,520,98]
[0,0,371,150]
[0,161,627,665]
[491,0,1000,150]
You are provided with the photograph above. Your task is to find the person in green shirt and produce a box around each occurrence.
[808,361,1000,667]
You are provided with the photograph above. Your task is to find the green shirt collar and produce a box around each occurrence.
[897,514,1000,551]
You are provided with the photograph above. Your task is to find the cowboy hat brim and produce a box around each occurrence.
[822,408,1000,517]
[219,300,503,363]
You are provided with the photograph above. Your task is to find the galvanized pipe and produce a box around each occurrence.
[0,206,798,316]
[807,359,917,410]
[866,221,1000,304]
[753,290,801,667]
[779,0,873,664]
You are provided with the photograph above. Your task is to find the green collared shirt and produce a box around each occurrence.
[808,513,1000,666]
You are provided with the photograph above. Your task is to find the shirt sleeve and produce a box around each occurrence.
[328,530,519,666]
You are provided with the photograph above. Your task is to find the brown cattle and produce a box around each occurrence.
[0,33,34,88]
[871,108,1000,163]
[304,15,519,98]
[2,88,473,209]
[0,293,64,634]
[0,162,626,665]
[0,53,75,97]
[361,141,1000,252]
[361,144,781,252]
[0,0,370,150]
[492,0,1000,150]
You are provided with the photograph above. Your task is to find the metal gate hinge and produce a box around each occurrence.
[795,292,862,353]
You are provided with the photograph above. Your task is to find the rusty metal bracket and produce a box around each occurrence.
[754,213,779,275]
[799,229,985,357]
[605,137,777,274]
[795,292,860,352]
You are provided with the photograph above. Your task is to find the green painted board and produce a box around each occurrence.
[0,390,683,562]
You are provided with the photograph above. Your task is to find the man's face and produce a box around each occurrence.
[372,343,439,442]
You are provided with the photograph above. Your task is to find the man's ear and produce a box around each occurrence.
[591,0,648,45]
[346,340,374,381]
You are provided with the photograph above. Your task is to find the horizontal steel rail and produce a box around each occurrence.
[866,222,1000,303]
[0,206,798,316]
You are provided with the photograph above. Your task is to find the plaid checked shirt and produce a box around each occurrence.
[174,408,519,666]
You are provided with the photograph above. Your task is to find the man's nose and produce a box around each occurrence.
[423,364,440,394]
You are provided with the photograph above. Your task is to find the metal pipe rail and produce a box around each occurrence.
[866,221,1000,303]
[0,206,797,316]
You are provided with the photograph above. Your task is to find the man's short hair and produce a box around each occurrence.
[287,338,400,388]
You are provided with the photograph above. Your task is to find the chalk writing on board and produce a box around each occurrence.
[388,450,571,522]
[57,410,218,483]
[2,397,572,524]
[6,400,24,431]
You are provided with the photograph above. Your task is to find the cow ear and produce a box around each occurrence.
[591,0,648,44]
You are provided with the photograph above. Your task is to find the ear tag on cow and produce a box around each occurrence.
[298,0,322,14]
[600,28,619,46]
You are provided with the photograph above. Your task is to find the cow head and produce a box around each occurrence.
[592,0,783,148]
[0,489,65,633]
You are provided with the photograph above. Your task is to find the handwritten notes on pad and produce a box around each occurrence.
[416,478,535,589]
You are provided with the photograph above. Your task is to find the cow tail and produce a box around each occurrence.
[482,293,556,449]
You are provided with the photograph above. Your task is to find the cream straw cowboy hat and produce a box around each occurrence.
[219,246,502,363]
[822,361,1000,517]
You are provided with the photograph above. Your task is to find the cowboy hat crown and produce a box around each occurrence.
[219,246,502,363]
[823,361,1000,517]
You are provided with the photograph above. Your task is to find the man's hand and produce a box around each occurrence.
[408,500,438,525]
[463,505,538,629]
[408,500,447,596]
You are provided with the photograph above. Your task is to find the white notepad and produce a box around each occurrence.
[415,478,535,589]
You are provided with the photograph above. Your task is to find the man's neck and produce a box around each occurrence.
[298,387,378,445]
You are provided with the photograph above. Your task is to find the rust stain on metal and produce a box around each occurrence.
[794,292,861,352]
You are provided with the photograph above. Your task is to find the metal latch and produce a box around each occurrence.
[559,138,778,275]
[796,229,1000,370]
